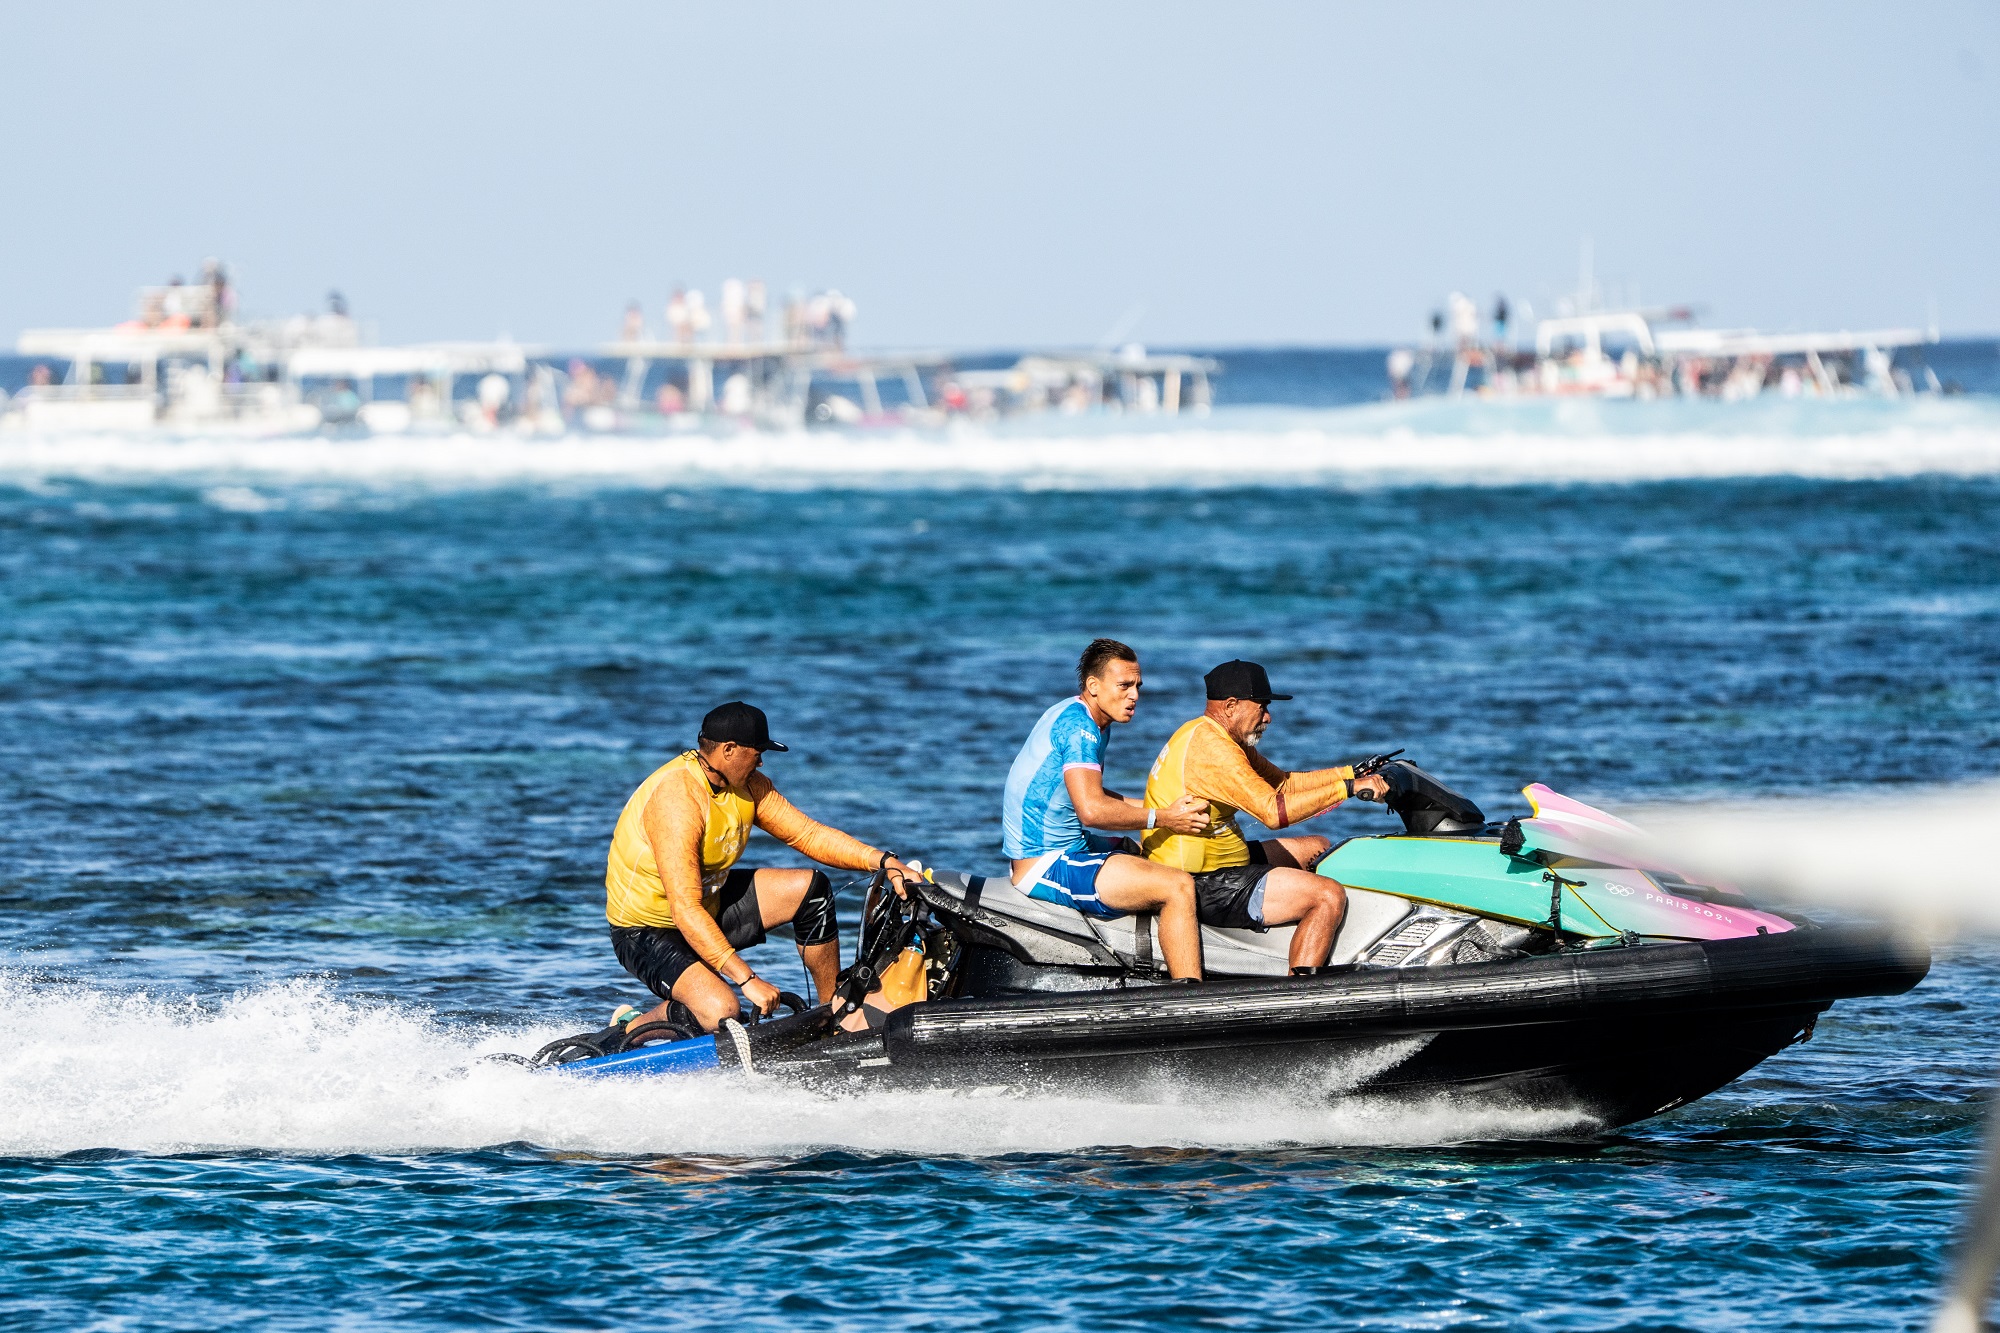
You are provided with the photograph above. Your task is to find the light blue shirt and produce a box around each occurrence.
[1001,697,1110,859]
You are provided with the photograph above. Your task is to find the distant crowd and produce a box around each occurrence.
[618,280,856,350]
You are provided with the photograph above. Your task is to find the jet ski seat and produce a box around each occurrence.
[922,870,1421,978]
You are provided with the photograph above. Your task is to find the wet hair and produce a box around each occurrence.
[1077,638,1138,691]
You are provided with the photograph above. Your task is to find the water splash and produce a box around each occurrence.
[0,972,1593,1157]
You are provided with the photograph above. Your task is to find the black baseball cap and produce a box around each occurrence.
[1204,660,1293,703]
[699,701,788,752]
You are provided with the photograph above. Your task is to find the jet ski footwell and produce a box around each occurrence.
[566,924,1928,1131]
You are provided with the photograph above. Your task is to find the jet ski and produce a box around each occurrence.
[527,761,1929,1131]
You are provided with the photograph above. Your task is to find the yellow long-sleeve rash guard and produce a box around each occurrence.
[1140,716,1354,872]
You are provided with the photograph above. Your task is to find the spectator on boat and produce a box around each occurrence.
[621,302,645,343]
[720,278,746,343]
[1002,639,1210,981]
[519,371,546,425]
[408,375,441,419]
[824,290,854,349]
[1448,292,1479,351]
[745,279,768,342]
[475,372,512,426]
[1141,660,1389,973]
[720,372,752,416]
[201,259,232,328]
[1387,348,1416,399]
[564,360,601,414]
[28,364,53,387]
[162,276,188,326]
[656,382,686,415]
[1492,294,1509,346]
[666,288,691,344]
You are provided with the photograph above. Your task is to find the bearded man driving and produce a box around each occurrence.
[1141,660,1388,973]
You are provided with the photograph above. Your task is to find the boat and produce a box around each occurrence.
[944,347,1218,419]
[1397,304,1939,402]
[522,761,1929,1131]
[3,273,543,436]
[1390,259,1942,401]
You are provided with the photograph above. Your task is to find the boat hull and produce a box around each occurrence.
[733,925,1928,1130]
[559,926,1926,1134]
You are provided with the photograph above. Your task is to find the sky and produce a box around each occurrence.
[2,2,1995,350]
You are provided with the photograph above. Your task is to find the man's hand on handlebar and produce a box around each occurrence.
[741,975,783,1017]
[1154,794,1212,836]
[1350,774,1390,802]
[883,855,920,900]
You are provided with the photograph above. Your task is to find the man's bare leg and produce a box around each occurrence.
[630,962,737,1033]
[627,867,836,1037]
[1093,854,1203,980]
[1253,866,1348,969]
[749,867,839,1003]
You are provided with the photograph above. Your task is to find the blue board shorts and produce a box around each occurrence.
[1020,839,1124,919]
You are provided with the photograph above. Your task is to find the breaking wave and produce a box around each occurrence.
[0,971,1592,1158]
[1,399,1998,491]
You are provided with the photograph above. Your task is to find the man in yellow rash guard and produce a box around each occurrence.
[605,701,917,1032]
[1141,661,1389,973]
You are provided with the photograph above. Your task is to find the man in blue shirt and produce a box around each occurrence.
[1002,638,1211,979]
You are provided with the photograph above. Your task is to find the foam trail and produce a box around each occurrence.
[0,972,1591,1157]
[0,417,1998,491]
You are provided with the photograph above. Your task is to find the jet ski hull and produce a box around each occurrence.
[549,778,1929,1133]
[572,925,1927,1133]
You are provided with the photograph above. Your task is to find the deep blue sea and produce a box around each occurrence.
[3,370,1999,1329]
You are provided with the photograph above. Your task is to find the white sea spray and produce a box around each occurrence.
[0,970,1591,1157]
[0,399,1997,492]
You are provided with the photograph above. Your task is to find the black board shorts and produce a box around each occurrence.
[610,868,767,998]
[1191,841,1273,931]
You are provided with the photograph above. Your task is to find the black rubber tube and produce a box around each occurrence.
[879,925,1929,1066]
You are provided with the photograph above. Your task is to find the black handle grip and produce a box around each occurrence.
[746,990,812,1025]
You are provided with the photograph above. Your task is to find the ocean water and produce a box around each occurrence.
[2,394,1999,1329]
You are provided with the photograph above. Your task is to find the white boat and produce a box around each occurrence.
[945,346,1217,419]
[4,278,545,436]
[1394,280,1940,402]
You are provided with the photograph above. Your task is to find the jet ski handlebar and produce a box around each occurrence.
[828,866,930,1021]
[1349,749,1406,799]
[1352,748,1405,776]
